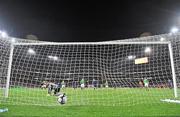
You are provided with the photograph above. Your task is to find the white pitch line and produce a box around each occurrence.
[161,99,180,104]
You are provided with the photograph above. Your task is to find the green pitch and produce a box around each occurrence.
[0,87,180,117]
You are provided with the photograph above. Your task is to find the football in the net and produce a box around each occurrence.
[57,93,67,104]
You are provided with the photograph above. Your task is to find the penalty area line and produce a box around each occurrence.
[161,99,180,104]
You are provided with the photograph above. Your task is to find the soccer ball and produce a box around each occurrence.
[57,93,67,104]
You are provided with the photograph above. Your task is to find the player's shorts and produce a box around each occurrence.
[105,85,108,88]
[144,83,149,87]
[61,85,65,88]
[81,84,85,88]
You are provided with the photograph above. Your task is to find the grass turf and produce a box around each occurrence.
[0,87,180,117]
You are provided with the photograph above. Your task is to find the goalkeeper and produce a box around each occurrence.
[54,82,61,95]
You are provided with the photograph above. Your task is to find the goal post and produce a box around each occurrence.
[12,41,178,97]
[168,43,178,98]
[1,35,179,106]
[5,43,14,98]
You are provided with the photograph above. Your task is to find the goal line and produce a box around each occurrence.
[161,99,180,104]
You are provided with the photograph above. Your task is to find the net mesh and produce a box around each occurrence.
[0,38,11,103]
[0,33,180,106]
[107,33,180,97]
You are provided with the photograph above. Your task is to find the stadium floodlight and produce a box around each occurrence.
[27,48,36,55]
[128,55,136,60]
[0,31,8,38]
[145,47,151,53]
[160,37,165,41]
[170,27,179,33]
[11,38,16,43]
[53,56,58,60]
[48,55,53,59]
[48,55,58,60]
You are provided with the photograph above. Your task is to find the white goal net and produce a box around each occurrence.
[0,33,180,106]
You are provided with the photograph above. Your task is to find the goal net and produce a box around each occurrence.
[0,34,179,106]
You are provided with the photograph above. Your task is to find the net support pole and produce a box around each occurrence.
[5,43,14,98]
[168,43,178,98]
